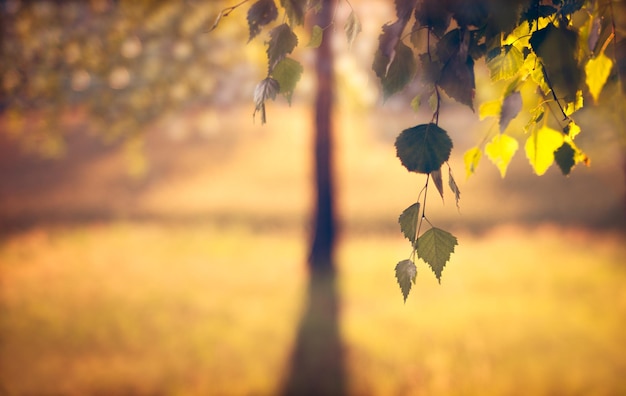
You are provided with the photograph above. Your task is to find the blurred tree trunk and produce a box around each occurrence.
[283,1,345,395]
[309,0,337,270]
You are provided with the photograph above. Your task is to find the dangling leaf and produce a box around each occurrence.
[463,146,482,178]
[410,94,421,113]
[415,0,451,38]
[438,55,475,110]
[280,0,307,26]
[564,120,581,139]
[525,125,564,175]
[267,24,298,70]
[417,227,458,283]
[530,23,582,103]
[395,123,453,174]
[486,44,524,82]
[247,0,278,42]
[554,142,576,175]
[448,167,461,209]
[307,25,323,48]
[499,90,522,132]
[380,41,417,99]
[395,259,417,302]
[431,168,444,201]
[344,10,362,49]
[485,133,519,177]
[372,20,409,80]
[585,51,613,103]
[399,202,421,246]
[253,77,279,124]
[270,57,303,104]
[479,100,501,120]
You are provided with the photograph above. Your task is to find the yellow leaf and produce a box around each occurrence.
[525,126,564,175]
[564,90,583,116]
[479,100,501,120]
[585,52,613,103]
[463,147,482,178]
[485,134,519,177]
[564,120,581,139]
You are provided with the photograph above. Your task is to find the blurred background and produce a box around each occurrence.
[1,0,625,395]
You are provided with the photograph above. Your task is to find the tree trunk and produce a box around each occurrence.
[309,0,337,270]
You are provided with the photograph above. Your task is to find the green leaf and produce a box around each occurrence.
[395,123,453,174]
[267,24,298,70]
[448,167,461,209]
[499,90,522,132]
[432,168,444,201]
[463,146,481,178]
[554,142,576,176]
[417,227,458,283]
[585,51,613,103]
[395,259,417,303]
[270,57,303,104]
[344,10,362,49]
[410,94,421,113]
[525,125,564,176]
[279,0,306,26]
[247,0,278,42]
[380,41,416,99]
[307,25,323,48]
[486,44,523,82]
[398,202,420,246]
[485,133,518,177]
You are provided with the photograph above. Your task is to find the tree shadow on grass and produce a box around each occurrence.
[282,266,345,396]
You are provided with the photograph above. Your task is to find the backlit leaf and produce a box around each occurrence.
[267,24,298,70]
[554,142,575,175]
[463,146,482,178]
[307,25,323,48]
[564,120,581,139]
[270,57,303,104]
[448,167,461,209]
[525,125,564,175]
[395,123,453,174]
[585,52,613,103]
[344,11,362,49]
[486,44,524,82]
[247,0,278,42]
[399,202,420,245]
[417,227,458,283]
[485,133,519,177]
[499,90,522,132]
[410,94,421,113]
[395,259,417,302]
[479,100,501,120]
[432,168,444,201]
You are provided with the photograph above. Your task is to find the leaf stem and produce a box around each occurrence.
[208,0,251,32]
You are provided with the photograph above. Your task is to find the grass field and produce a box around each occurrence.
[1,223,625,395]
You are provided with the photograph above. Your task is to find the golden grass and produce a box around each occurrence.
[1,223,625,395]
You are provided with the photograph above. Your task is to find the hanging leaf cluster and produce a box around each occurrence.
[213,0,362,123]
[214,0,624,302]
